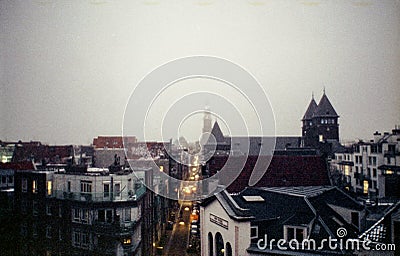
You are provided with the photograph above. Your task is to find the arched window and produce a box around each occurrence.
[215,232,224,256]
[208,232,214,256]
[225,242,232,256]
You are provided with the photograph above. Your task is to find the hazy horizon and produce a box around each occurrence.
[1,0,399,145]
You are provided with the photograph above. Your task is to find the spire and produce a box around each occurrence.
[209,121,225,143]
[302,96,318,121]
[314,93,338,117]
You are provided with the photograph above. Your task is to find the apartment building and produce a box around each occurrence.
[13,165,156,256]
[332,127,400,199]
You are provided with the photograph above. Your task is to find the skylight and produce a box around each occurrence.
[242,195,264,202]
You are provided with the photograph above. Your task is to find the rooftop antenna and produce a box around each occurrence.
[312,91,314,100]
[323,86,326,95]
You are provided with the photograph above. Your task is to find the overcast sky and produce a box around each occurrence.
[1,0,399,145]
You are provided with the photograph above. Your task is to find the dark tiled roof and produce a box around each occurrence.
[0,161,35,170]
[313,93,338,117]
[359,202,400,244]
[302,98,318,120]
[12,144,73,164]
[211,154,330,193]
[214,186,364,244]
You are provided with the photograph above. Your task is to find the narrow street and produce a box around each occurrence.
[163,201,191,256]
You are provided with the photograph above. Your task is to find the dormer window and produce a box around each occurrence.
[284,225,306,242]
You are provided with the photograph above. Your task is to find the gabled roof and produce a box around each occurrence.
[302,97,318,120]
[313,93,338,117]
[209,121,226,143]
[210,186,364,242]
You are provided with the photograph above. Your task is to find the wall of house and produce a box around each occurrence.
[201,199,251,256]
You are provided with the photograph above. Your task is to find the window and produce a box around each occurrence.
[285,226,305,242]
[344,166,350,176]
[73,208,81,222]
[114,183,121,197]
[1,175,6,184]
[47,181,52,196]
[32,200,38,216]
[104,183,110,198]
[106,209,113,223]
[21,199,28,214]
[319,135,324,142]
[73,231,81,247]
[8,175,13,184]
[32,223,38,237]
[81,233,89,248]
[287,227,294,241]
[46,226,52,238]
[82,209,89,224]
[351,212,359,228]
[80,181,92,193]
[22,178,27,192]
[373,168,377,177]
[373,181,377,189]
[33,180,38,193]
[363,180,369,194]
[67,181,71,192]
[123,238,132,245]
[98,209,106,222]
[250,226,258,239]
[46,204,52,215]
[124,208,131,222]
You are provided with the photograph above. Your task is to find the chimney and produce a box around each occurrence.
[373,131,381,143]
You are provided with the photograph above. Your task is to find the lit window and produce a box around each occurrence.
[344,166,350,176]
[47,181,52,196]
[386,169,393,175]
[363,180,369,194]
[160,166,164,172]
[33,180,38,193]
[319,135,324,142]
[123,238,132,245]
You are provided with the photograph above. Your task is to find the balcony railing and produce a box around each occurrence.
[52,186,146,202]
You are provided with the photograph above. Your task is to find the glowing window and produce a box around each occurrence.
[386,169,393,175]
[33,180,38,193]
[319,135,324,142]
[363,180,369,194]
[344,166,350,176]
[160,166,164,172]
[47,181,52,196]
[123,238,131,245]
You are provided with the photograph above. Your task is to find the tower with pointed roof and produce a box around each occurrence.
[302,91,339,148]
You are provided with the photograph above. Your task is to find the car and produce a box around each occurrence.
[166,221,174,230]
[190,228,199,235]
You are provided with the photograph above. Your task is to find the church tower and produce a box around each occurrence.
[302,90,339,148]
